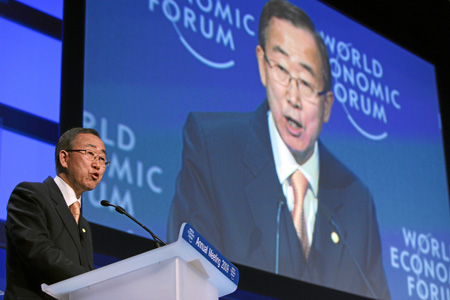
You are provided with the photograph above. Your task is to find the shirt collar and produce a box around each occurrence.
[54,175,81,208]
[268,111,320,197]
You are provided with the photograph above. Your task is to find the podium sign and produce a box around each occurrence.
[42,223,239,300]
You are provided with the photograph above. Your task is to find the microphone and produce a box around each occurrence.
[320,204,377,299]
[100,200,166,247]
[275,196,285,274]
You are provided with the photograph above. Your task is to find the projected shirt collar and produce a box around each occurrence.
[54,175,82,208]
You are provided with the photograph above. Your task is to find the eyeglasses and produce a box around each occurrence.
[67,149,111,167]
[264,54,326,104]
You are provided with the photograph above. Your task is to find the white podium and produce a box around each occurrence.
[42,223,239,300]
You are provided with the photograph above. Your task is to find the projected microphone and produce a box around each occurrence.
[100,200,166,248]
[320,204,377,299]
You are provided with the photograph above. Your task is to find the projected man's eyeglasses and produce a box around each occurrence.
[264,54,326,104]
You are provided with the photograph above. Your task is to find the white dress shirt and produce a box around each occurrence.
[268,111,319,245]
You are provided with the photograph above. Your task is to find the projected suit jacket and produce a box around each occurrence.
[167,101,390,299]
[5,177,94,300]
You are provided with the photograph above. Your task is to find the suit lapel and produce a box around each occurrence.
[310,145,346,285]
[45,177,85,262]
[78,217,94,269]
[242,102,286,270]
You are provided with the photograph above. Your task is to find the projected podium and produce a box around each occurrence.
[41,223,239,300]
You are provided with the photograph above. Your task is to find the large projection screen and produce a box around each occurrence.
[74,0,450,299]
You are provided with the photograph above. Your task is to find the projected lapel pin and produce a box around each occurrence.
[331,231,339,244]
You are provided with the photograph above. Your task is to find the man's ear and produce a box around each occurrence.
[323,90,334,123]
[59,150,69,169]
[256,45,267,87]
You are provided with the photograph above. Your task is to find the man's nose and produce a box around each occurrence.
[287,78,302,109]
[91,159,101,169]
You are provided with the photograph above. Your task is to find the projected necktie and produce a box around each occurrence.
[70,201,81,225]
[291,170,310,259]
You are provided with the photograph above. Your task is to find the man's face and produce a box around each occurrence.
[60,133,107,198]
[257,18,333,164]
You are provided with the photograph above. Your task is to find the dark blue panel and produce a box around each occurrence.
[0,17,61,122]
[0,0,62,39]
[16,0,63,20]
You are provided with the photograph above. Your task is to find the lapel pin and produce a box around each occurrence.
[331,231,339,244]
[82,228,86,233]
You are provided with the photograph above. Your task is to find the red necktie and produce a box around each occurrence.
[290,170,310,259]
[70,201,81,225]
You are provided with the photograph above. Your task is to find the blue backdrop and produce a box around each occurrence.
[82,1,450,299]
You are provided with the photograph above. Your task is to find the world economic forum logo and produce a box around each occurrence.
[321,32,402,141]
[149,0,257,69]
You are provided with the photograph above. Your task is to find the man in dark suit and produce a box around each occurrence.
[4,127,110,299]
[167,0,389,299]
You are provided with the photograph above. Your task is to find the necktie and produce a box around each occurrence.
[70,201,81,225]
[290,170,310,259]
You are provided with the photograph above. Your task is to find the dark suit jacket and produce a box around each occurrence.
[167,101,390,299]
[5,177,94,300]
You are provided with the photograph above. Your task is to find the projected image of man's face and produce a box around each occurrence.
[257,17,333,164]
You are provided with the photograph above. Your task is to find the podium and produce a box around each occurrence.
[42,223,239,300]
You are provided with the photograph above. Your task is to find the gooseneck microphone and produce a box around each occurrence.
[100,200,166,247]
[320,204,377,299]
